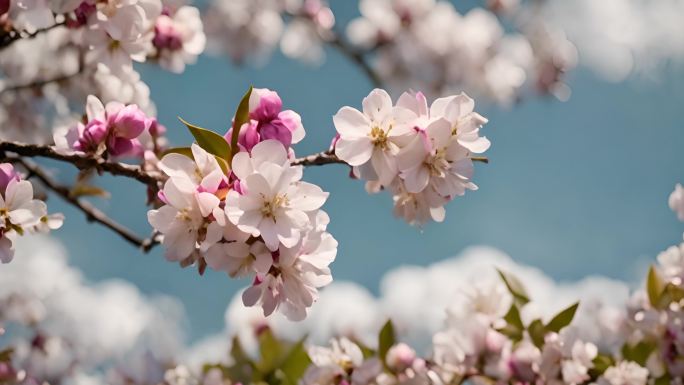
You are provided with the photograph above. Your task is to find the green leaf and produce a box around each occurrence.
[527,319,546,348]
[622,341,657,366]
[589,354,614,376]
[279,337,312,384]
[0,348,13,362]
[230,86,253,160]
[378,319,396,368]
[498,304,524,342]
[647,265,666,308]
[163,146,194,158]
[546,302,579,333]
[227,336,256,384]
[179,117,231,160]
[70,184,110,199]
[162,146,230,174]
[655,374,671,385]
[258,328,284,373]
[497,269,530,306]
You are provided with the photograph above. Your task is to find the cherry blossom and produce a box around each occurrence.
[226,88,305,151]
[152,6,206,73]
[0,164,62,264]
[333,88,412,185]
[226,140,328,251]
[55,95,152,158]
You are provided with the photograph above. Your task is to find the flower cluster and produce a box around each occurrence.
[226,87,305,152]
[0,163,62,263]
[203,0,334,64]
[54,95,159,159]
[333,88,489,225]
[0,0,205,144]
[148,89,336,321]
[346,0,576,103]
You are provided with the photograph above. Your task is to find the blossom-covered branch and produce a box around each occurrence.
[0,142,164,186]
[0,20,66,50]
[12,158,156,250]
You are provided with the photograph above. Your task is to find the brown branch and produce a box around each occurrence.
[282,10,383,88]
[14,158,159,251]
[0,21,67,50]
[327,35,383,88]
[0,70,83,95]
[0,142,164,186]
[291,151,490,166]
[291,150,345,167]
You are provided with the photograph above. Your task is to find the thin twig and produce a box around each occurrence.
[282,10,383,88]
[0,21,66,50]
[327,34,383,88]
[0,70,83,95]
[291,151,490,166]
[14,158,157,251]
[291,150,345,166]
[0,142,164,186]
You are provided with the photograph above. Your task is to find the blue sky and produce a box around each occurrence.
[43,2,684,341]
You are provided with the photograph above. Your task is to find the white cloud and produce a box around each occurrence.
[1,236,639,374]
[0,236,185,382]
[544,0,684,81]
[220,246,635,353]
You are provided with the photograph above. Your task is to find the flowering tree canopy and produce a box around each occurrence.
[0,0,683,384]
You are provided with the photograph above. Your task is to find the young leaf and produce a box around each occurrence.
[179,117,231,160]
[621,341,657,366]
[163,146,229,174]
[279,337,312,384]
[163,147,194,159]
[546,302,579,333]
[378,319,396,367]
[647,265,666,308]
[227,336,256,384]
[497,269,530,306]
[258,328,284,373]
[498,304,524,342]
[0,348,13,362]
[69,184,110,199]
[589,354,614,376]
[655,374,671,385]
[527,319,546,348]
[230,86,253,160]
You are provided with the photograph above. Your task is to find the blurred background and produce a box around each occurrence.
[38,0,684,342]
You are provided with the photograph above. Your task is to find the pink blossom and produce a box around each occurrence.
[0,164,21,193]
[153,16,184,51]
[226,88,305,151]
[66,95,150,158]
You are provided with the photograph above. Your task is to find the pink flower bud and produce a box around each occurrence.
[385,343,416,371]
[109,104,148,139]
[249,88,282,121]
[259,120,293,148]
[75,119,108,152]
[0,163,20,193]
[153,16,184,51]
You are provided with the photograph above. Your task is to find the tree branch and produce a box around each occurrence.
[326,35,383,88]
[291,151,490,166]
[0,70,83,95]
[0,142,164,186]
[13,158,159,251]
[282,10,383,88]
[291,150,345,166]
[0,21,67,50]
